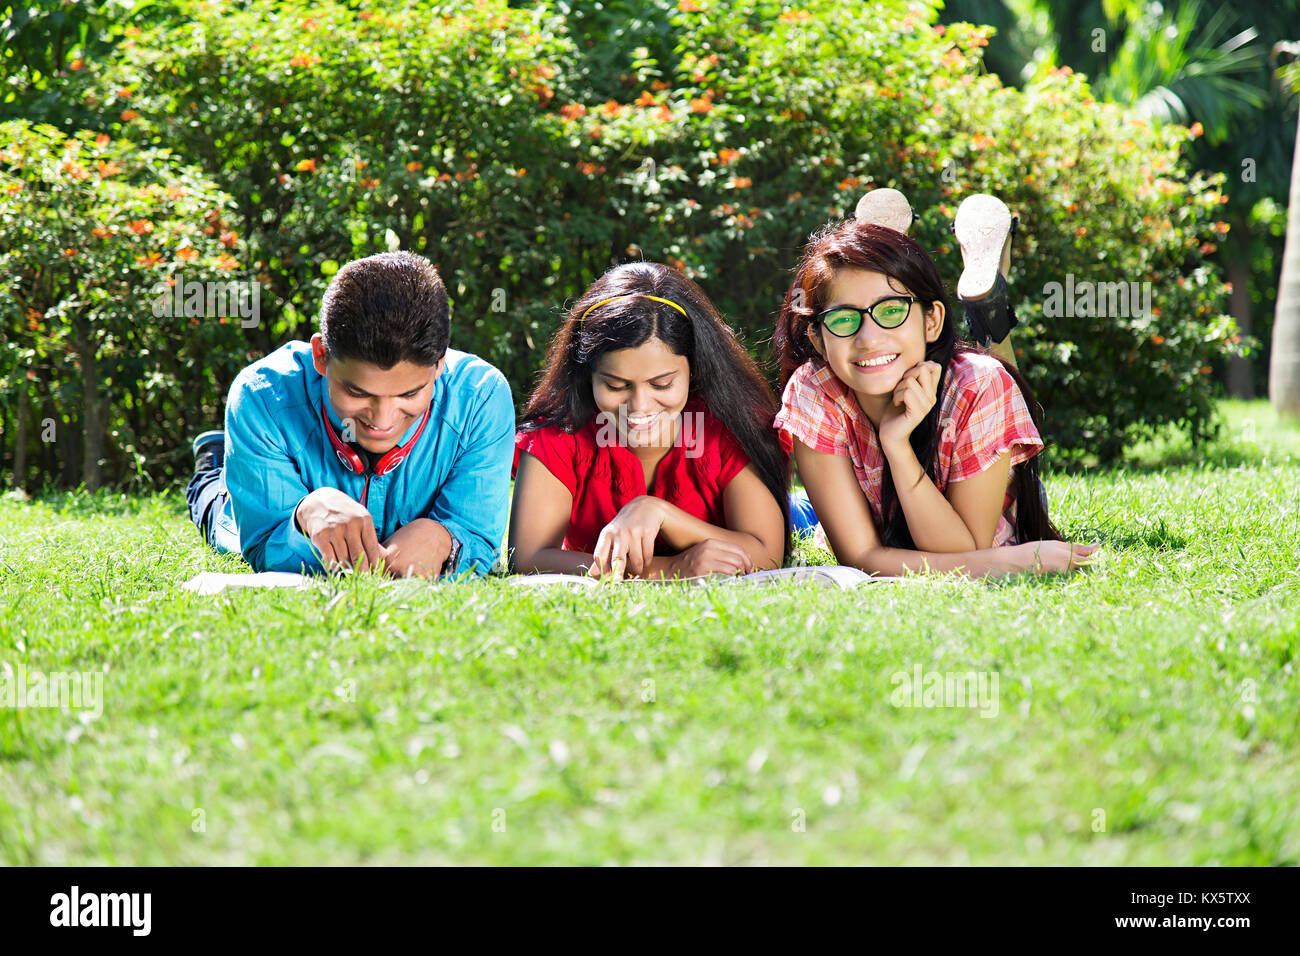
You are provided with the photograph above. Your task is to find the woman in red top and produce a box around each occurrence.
[510,261,791,581]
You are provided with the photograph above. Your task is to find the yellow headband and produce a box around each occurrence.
[579,293,689,326]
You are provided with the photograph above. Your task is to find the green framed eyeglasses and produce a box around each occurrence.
[816,296,917,337]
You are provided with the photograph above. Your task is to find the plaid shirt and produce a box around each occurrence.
[773,352,1043,546]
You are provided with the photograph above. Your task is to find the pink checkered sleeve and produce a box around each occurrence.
[948,361,1043,482]
[773,363,848,457]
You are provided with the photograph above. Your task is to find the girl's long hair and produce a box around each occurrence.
[521,261,793,556]
[773,220,1061,548]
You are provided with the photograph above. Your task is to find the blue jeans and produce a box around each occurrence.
[788,489,820,536]
[186,465,240,555]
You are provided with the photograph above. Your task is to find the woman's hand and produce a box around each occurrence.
[878,360,942,451]
[664,539,755,579]
[1007,540,1101,575]
[588,496,668,582]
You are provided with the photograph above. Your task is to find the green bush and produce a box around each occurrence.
[0,119,249,488]
[5,0,1236,487]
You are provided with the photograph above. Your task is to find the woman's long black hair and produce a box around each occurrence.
[520,261,793,557]
[773,220,1061,548]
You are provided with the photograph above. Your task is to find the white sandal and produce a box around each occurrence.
[854,188,915,235]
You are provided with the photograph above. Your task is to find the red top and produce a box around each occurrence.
[512,396,752,555]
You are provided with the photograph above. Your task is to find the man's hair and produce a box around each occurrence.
[318,251,449,368]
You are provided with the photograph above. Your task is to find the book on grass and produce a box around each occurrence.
[507,565,903,589]
[181,565,903,594]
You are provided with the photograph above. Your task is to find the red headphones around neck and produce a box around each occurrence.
[321,401,432,476]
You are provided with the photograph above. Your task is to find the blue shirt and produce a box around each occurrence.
[209,340,515,577]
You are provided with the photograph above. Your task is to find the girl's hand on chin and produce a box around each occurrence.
[879,360,942,450]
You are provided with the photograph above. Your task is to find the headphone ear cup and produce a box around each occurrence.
[321,403,365,474]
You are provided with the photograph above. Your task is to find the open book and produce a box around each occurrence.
[181,565,901,594]
[506,566,903,589]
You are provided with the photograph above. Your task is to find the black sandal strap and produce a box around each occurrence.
[961,272,1020,345]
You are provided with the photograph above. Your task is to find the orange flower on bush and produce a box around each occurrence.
[678,0,702,10]
[120,110,140,121]
[302,17,318,30]
[436,173,451,182]
[1189,122,1204,138]
[176,245,199,261]
[1150,334,1164,345]
[1074,227,1087,238]
[717,147,740,165]
[166,185,187,199]
[70,58,85,70]
[779,9,810,22]
[360,177,380,188]
[95,133,111,147]
[651,80,671,91]
[560,103,587,121]
[216,254,239,270]
[636,91,657,107]
[289,53,320,68]
[220,230,239,248]
[127,219,153,235]
[729,177,752,188]
[116,88,133,99]
[655,105,672,122]
[63,248,79,258]
[135,251,162,266]
[1213,222,1230,235]
[578,161,606,175]
[406,161,423,172]
[91,227,110,239]
[295,158,317,172]
[62,162,89,180]
[600,100,625,117]
[689,95,713,114]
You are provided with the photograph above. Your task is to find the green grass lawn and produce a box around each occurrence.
[1,399,1297,865]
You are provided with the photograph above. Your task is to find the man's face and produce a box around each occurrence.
[312,333,443,454]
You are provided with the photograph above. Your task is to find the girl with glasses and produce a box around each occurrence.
[771,191,1099,577]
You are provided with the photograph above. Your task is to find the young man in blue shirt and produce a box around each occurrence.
[185,251,515,579]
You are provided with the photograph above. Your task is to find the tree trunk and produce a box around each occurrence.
[1271,110,1300,418]
[12,375,30,490]
[72,314,104,490]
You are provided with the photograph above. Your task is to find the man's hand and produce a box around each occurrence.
[295,487,390,573]
[381,518,453,579]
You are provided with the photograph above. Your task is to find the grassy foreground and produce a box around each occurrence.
[1,400,1297,865]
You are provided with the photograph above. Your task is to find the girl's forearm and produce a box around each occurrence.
[884,441,979,552]
[508,546,592,576]
[511,546,682,580]
[654,500,779,570]
[848,543,1013,578]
